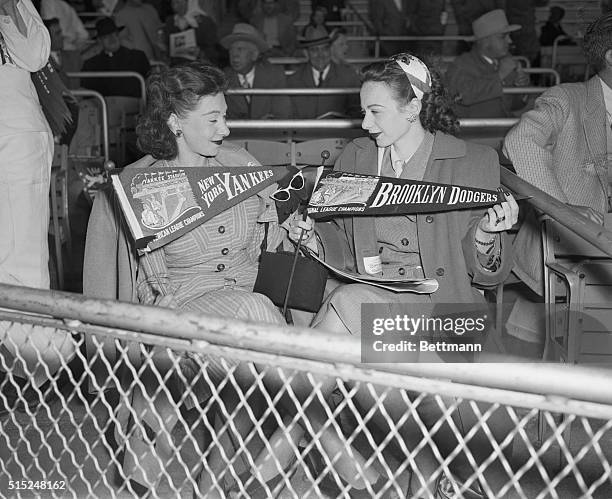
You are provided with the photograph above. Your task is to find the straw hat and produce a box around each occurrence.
[220,23,268,52]
[471,9,521,40]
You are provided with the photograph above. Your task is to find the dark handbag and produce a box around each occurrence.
[253,222,328,313]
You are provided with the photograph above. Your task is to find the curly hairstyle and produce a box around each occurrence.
[583,12,612,74]
[360,55,459,136]
[136,62,227,160]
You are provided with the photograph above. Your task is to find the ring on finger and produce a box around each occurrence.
[495,215,506,225]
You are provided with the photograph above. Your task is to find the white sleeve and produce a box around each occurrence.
[0,0,50,71]
[60,0,89,49]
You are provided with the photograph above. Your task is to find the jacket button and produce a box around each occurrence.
[398,267,406,276]
[436,267,445,276]
[426,215,434,223]
[379,246,383,254]
[218,226,225,233]
[401,238,409,246]
[217,263,225,271]
[221,247,229,255]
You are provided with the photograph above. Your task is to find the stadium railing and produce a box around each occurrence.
[2,281,612,498]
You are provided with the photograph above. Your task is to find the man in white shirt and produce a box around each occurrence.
[0,0,52,289]
[0,0,75,414]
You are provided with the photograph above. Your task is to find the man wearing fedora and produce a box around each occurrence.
[287,32,359,119]
[445,9,530,118]
[82,17,150,98]
[221,23,291,119]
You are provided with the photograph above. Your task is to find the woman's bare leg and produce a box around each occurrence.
[253,355,380,489]
[197,364,266,498]
[316,307,514,496]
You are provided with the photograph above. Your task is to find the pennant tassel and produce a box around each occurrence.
[31,62,73,137]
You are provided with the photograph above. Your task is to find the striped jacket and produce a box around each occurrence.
[504,76,608,294]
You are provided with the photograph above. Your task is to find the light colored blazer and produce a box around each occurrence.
[317,133,513,303]
[503,76,607,294]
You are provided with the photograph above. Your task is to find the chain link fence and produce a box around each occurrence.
[1,283,612,498]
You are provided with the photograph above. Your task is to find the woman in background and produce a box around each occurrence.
[163,0,220,65]
[330,26,349,64]
[301,5,329,39]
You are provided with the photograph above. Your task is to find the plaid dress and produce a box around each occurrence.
[136,157,287,379]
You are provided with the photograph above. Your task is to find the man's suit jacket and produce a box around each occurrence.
[287,62,360,119]
[405,0,446,36]
[224,62,291,119]
[82,45,150,98]
[445,48,522,118]
[250,12,297,56]
[368,0,409,36]
[504,76,608,294]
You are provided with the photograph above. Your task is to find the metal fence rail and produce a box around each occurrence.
[225,87,548,96]
[1,283,612,498]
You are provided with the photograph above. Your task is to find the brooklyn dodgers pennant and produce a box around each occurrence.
[307,171,505,218]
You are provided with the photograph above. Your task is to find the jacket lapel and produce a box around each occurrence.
[417,133,466,239]
[583,76,608,198]
[422,133,466,182]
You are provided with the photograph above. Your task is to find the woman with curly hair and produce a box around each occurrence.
[84,61,381,497]
[285,53,520,497]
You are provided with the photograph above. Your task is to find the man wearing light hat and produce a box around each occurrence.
[287,32,360,119]
[445,9,530,118]
[221,23,291,119]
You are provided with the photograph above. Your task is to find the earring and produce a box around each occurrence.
[407,114,418,123]
[175,130,183,137]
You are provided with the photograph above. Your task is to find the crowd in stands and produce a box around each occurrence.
[2,0,611,496]
[9,0,589,120]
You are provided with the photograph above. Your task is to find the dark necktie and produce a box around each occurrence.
[241,77,251,104]
[316,70,323,87]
